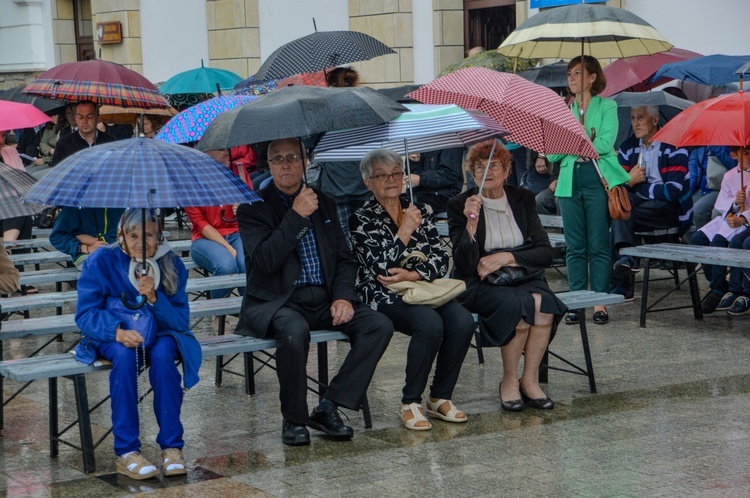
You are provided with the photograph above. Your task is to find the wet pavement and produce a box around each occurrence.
[2,224,750,496]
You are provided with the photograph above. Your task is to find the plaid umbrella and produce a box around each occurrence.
[24,138,261,208]
[0,85,66,115]
[159,61,243,95]
[408,67,598,158]
[154,95,256,144]
[313,104,509,160]
[651,54,750,87]
[197,85,408,151]
[0,162,46,219]
[278,69,330,88]
[600,47,702,97]
[252,30,395,81]
[497,3,672,60]
[0,101,51,130]
[23,60,169,108]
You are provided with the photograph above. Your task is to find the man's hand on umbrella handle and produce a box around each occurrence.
[292,185,318,217]
[627,167,645,187]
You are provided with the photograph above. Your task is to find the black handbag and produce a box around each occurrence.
[484,241,545,286]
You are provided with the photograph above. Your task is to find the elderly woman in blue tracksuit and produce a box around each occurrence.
[74,208,201,481]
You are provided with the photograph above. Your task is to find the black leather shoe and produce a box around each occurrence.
[564,312,579,325]
[499,384,523,411]
[308,403,354,440]
[592,310,609,325]
[520,387,555,410]
[282,420,310,446]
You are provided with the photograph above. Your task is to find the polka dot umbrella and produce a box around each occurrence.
[154,94,257,144]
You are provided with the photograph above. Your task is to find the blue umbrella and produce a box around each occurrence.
[155,94,256,144]
[24,138,260,208]
[159,61,244,95]
[651,54,750,86]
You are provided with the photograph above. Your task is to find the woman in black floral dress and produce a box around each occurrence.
[349,148,474,431]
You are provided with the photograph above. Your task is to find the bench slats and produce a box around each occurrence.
[621,243,750,268]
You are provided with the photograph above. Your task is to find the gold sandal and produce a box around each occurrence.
[116,451,160,480]
[162,448,187,476]
[398,403,432,431]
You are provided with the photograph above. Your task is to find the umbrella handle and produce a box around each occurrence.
[121,292,148,310]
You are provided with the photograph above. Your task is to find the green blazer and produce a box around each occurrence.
[548,95,630,198]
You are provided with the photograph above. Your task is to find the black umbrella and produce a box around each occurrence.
[613,91,694,148]
[252,30,395,81]
[518,61,569,90]
[377,85,423,103]
[0,162,46,219]
[0,85,66,115]
[197,85,409,151]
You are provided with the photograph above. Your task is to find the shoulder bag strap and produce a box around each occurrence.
[590,159,611,191]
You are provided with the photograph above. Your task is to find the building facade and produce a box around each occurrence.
[0,0,748,91]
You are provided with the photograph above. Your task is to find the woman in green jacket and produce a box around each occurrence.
[547,56,630,325]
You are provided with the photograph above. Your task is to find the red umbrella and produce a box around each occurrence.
[601,48,702,97]
[23,60,169,108]
[408,67,598,158]
[652,90,749,205]
[0,101,51,130]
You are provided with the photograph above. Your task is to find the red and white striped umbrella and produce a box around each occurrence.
[408,67,598,159]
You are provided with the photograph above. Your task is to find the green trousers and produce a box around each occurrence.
[557,161,612,294]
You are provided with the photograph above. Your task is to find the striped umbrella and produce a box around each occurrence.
[497,3,672,60]
[23,60,169,108]
[0,162,45,220]
[313,104,509,160]
[155,94,256,144]
[24,138,260,209]
[408,67,598,158]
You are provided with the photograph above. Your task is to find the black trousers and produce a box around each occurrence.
[379,299,475,404]
[611,193,679,251]
[269,286,393,424]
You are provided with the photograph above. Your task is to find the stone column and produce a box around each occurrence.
[432,0,464,78]
[91,0,143,73]
[206,0,260,79]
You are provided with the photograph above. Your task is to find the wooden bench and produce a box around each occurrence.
[0,326,358,474]
[4,233,181,252]
[619,243,750,327]
[538,214,564,229]
[473,290,623,394]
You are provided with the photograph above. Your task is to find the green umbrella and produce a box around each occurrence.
[159,60,243,95]
[439,50,535,77]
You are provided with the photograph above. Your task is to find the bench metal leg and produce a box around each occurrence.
[243,352,254,395]
[577,310,597,394]
[361,394,372,429]
[686,262,703,320]
[49,378,58,457]
[539,350,549,384]
[72,374,96,473]
[215,315,226,387]
[639,258,651,327]
[317,343,329,401]
[473,326,484,365]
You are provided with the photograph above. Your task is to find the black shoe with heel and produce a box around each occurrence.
[499,384,523,411]
[592,310,609,324]
[519,386,555,410]
[564,311,579,325]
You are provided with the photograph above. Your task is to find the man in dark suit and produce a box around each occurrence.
[236,137,393,446]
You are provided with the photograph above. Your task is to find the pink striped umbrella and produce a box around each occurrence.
[408,67,598,158]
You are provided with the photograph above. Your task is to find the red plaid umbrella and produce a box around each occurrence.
[601,48,702,97]
[23,60,168,108]
[0,101,51,130]
[278,69,330,88]
[408,67,598,158]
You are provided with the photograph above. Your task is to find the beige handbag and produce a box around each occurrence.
[385,251,466,308]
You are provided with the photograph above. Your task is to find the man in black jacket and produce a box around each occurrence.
[406,147,464,214]
[236,137,393,446]
[50,100,115,166]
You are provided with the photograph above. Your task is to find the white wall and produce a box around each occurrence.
[0,0,53,71]
[412,0,435,84]
[140,0,209,83]
[257,0,348,63]
[623,0,749,56]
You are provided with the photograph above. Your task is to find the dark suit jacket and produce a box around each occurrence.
[50,130,115,166]
[235,184,360,338]
[447,185,554,308]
